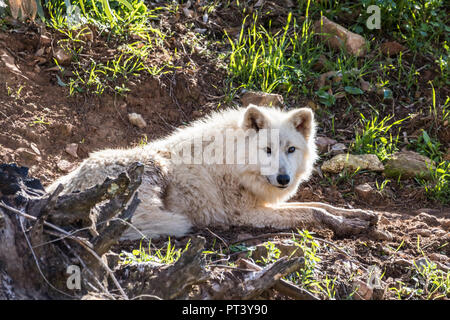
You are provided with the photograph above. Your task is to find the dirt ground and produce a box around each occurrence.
[0,2,449,300]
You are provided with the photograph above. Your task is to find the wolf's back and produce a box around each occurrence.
[47,147,159,194]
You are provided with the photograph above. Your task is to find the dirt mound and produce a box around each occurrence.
[0,29,224,185]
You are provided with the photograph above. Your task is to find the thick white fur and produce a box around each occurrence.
[48,105,319,240]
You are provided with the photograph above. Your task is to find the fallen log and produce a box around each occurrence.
[0,163,311,300]
[0,163,143,299]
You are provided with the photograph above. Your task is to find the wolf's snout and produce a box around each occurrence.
[276,174,290,186]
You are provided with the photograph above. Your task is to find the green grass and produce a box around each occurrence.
[352,113,407,162]
[288,230,344,299]
[120,238,190,265]
[226,4,324,95]
[419,161,450,205]
[411,130,444,163]
[43,0,168,95]
[389,251,450,299]
[412,259,450,299]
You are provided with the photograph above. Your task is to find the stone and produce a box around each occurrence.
[314,16,366,57]
[241,91,283,108]
[415,229,431,237]
[441,220,450,231]
[415,212,440,227]
[354,183,382,204]
[317,71,342,88]
[321,154,384,174]
[54,48,72,66]
[128,113,147,129]
[428,253,448,263]
[57,159,75,172]
[315,136,337,153]
[330,143,347,155]
[352,280,373,300]
[65,143,78,158]
[359,78,372,92]
[384,151,435,180]
[15,148,42,166]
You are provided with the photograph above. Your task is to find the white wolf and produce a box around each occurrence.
[48,105,384,240]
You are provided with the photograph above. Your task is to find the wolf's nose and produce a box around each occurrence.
[276,174,290,186]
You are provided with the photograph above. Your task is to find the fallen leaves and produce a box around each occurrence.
[380,41,407,57]
[7,0,37,21]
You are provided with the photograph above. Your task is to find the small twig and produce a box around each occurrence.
[113,93,131,128]
[156,111,178,130]
[164,72,187,120]
[206,227,229,250]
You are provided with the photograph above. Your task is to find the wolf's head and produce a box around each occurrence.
[239,105,318,203]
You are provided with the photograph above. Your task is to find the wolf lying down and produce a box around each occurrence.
[48,105,389,241]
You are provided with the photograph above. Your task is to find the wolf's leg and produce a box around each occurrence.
[120,173,194,240]
[242,205,384,238]
[279,202,378,224]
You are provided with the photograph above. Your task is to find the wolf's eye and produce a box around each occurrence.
[266,147,272,155]
[288,146,296,153]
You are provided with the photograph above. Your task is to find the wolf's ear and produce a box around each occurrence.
[288,108,314,140]
[242,105,267,131]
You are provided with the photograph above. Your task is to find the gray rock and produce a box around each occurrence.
[352,280,373,300]
[321,154,384,174]
[128,113,147,129]
[54,48,72,66]
[384,151,435,180]
[15,148,42,166]
[315,136,337,153]
[330,143,347,155]
[65,143,78,158]
[355,183,380,202]
[415,212,440,227]
[57,159,75,172]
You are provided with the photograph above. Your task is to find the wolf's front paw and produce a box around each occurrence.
[316,210,370,237]
[334,217,372,237]
[333,208,379,226]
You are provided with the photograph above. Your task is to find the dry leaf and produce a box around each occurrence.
[22,0,37,20]
[380,41,407,57]
[7,0,37,21]
[8,0,22,19]
[0,49,20,73]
